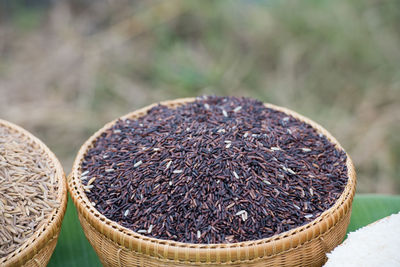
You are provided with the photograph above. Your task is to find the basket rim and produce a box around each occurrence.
[0,119,68,266]
[68,97,356,262]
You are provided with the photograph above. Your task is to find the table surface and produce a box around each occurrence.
[47,194,400,267]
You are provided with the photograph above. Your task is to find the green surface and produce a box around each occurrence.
[347,194,400,233]
[48,196,101,267]
[48,194,400,266]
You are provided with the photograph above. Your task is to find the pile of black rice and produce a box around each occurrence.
[81,96,348,244]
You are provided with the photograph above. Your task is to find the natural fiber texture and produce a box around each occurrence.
[68,98,357,267]
[0,119,67,267]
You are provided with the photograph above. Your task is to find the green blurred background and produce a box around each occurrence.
[0,0,399,194]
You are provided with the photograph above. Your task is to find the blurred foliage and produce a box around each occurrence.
[0,0,399,192]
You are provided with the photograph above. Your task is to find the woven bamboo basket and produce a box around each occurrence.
[0,119,67,267]
[68,98,356,267]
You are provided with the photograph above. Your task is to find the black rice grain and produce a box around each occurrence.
[81,96,348,244]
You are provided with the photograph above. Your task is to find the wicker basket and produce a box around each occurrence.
[0,119,68,267]
[68,98,356,267]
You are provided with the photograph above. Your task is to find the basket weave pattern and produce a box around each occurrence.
[0,119,67,267]
[68,98,357,267]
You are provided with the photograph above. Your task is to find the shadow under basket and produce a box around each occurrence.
[68,98,357,267]
[0,119,67,267]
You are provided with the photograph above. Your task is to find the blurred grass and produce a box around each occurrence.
[0,0,399,192]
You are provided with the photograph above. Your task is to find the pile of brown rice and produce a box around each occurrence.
[0,126,59,259]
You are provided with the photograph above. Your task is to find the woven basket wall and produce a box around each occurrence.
[0,119,68,267]
[68,98,357,267]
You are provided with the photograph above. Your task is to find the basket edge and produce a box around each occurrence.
[0,119,68,267]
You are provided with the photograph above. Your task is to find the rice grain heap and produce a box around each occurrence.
[81,96,348,244]
[0,126,59,258]
[324,212,400,267]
